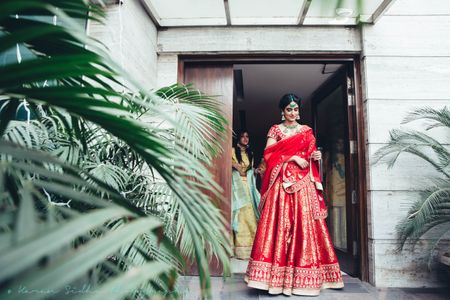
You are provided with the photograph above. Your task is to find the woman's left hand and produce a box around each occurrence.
[311,150,322,161]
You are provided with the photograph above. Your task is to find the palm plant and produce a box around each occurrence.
[0,0,230,299]
[373,107,450,266]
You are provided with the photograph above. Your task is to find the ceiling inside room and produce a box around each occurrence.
[234,63,343,106]
[231,63,345,161]
[140,0,395,27]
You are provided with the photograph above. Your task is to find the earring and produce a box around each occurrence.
[281,113,285,121]
[296,115,300,120]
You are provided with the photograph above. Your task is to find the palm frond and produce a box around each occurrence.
[78,261,173,300]
[395,184,450,250]
[0,141,180,299]
[374,105,450,270]
[402,106,450,130]
[86,162,130,192]
[3,120,49,149]
[373,129,450,178]
[1,0,231,298]
[154,84,228,160]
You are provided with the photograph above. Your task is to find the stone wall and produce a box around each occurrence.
[88,1,158,89]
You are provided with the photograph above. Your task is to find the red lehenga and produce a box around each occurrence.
[245,124,344,296]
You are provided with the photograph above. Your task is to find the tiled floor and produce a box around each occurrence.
[177,259,450,300]
[178,274,450,300]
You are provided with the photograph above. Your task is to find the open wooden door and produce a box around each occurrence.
[312,65,360,276]
[182,63,234,276]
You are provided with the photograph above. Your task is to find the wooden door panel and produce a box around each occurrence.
[312,66,359,276]
[183,64,234,276]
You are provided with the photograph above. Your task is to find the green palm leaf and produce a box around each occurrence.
[374,106,450,268]
[1,0,230,298]
[373,129,450,178]
[402,106,450,130]
[155,84,227,160]
[396,184,450,248]
[78,261,173,300]
[0,141,180,299]
[0,207,134,282]
[4,218,164,300]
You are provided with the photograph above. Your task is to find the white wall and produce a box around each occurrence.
[88,1,158,89]
[362,0,450,287]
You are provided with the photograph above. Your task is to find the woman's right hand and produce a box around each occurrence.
[293,156,309,169]
[233,163,246,176]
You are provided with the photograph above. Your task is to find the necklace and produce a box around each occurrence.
[281,123,300,134]
[282,123,298,129]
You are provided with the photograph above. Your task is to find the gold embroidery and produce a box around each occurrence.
[246,259,343,290]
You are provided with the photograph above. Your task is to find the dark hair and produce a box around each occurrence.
[234,131,253,167]
[278,93,301,110]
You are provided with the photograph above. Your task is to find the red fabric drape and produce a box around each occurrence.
[259,127,327,219]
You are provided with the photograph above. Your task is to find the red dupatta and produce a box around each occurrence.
[259,126,327,219]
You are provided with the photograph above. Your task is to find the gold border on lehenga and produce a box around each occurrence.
[245,259,344,296]
[245,274,344,296]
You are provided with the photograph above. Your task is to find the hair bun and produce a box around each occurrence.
[279,93,301,110]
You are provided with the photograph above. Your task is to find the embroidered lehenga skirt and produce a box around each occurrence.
[245,178,344,296]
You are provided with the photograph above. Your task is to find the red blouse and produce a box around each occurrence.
[267,124,311,142]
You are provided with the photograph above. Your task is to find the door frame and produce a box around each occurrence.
[178,54,369,282]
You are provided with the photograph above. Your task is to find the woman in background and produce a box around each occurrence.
[231,131,261,259]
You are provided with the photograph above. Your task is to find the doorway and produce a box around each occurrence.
[180,56,367,281]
